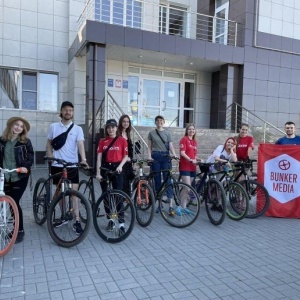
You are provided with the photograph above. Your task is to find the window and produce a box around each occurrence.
[0,68,58,111]
[159,4,188,37]
[96,0,142,28]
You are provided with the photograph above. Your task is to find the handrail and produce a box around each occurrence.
[225,102,285,143]
[106,91,148,155]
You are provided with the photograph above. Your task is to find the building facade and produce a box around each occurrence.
[1,0,300,165]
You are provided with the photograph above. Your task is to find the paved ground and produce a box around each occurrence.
[1,168,300,300]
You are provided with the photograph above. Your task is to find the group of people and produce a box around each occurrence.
[2,99,299,243]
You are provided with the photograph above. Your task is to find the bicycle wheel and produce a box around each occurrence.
[225,182,249,221]
[204,179,226,226]
[240,179,270,218]
[33,178,50,225]
[0,196,19,256]
[93,190,135,243]
[159,182,200,228]
[78,180,93,223]
[133,181,155,227]
[47,189,91,248]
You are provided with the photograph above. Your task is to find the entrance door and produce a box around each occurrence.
[140,79,180,126]
[213,2,229,45]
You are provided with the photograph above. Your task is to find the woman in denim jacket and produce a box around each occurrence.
[0,117,34,243]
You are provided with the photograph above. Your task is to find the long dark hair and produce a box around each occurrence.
[117,115,132,139]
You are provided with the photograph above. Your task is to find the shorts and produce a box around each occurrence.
[51,166,79,185]
[180,170,196,177]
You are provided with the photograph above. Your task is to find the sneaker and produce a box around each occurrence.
[169,207,175,216]
[53,219,69,228]
[73,221,83,235]
[182,208,195,216]
[119,225,125,237]
[175,206,183,216]
[15,231,25,244]
[156,205,164,213]
[189,200,198,206]
[106,220,115,231]
[211,203,223,213]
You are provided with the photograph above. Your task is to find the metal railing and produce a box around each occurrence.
[225,102,285,144]
[105,91,149,159]
[78,0,243,47]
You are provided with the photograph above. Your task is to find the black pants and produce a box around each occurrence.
[5,176,29,232]
[100,162,125,223]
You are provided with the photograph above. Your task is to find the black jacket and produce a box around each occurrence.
[0,138,34,179]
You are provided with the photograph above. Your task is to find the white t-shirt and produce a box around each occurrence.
[48,121,84,166]
[207,145,234,163]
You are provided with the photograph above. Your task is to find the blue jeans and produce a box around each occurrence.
[151,151,173,199]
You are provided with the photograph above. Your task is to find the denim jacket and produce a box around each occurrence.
[0,138,34,179]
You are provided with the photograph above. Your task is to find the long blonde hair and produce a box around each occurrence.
[184,123,196,140]
[1,121,29,143]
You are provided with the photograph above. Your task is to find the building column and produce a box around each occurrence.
[85,43,106,168]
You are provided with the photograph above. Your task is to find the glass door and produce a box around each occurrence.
[163,81,180,127]
[213,1,229,45]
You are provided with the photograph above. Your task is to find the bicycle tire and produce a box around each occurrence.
[47,189,91,248]
[204,179,226,226]
[78,180,93,223]
[33,178,50,225]
[0,196,19,256]
[240,179,270,218]
[133,181,155,227]
[225,182,249,221]
[159,182,200,228]
[93,190,135,243]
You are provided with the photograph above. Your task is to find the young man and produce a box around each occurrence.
[46,101,88,235]
[275,121,300,145]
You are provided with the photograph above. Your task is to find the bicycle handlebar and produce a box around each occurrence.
[44,156,84,168]
[0,167,27,174]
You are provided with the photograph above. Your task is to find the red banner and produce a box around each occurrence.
[258,143,300,218]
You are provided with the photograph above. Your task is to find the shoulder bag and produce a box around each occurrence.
[51,123,74,151]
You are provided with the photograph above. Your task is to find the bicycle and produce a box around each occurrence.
[232,159,270,218]
[0,168,21,256]
[147,156,200,228]
[92,167,135,243]
[215,166,250,221]
[129,159,155,227]
[32,157,91,248]
[194,162,227,226]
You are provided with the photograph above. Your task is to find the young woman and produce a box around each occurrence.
[96,119,128,233]
[0,117,34,243]
[178,124,199,210]
[147,115,177,213]
[207,137,238,168]
[235,123,254,161]
[117,115,134,197]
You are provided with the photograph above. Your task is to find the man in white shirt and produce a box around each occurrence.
[46,101,88,235]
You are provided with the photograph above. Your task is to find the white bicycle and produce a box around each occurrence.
[0,168,23,256]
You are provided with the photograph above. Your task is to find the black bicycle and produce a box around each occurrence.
[232,159,270,218]
[194,162,227,226]
[33,157,91,248]
[147,156,200,228]
[92,167,135,243]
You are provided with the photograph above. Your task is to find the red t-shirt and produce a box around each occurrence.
[236,136,254,161]
[97,136,128,162]
[179,136,197,172]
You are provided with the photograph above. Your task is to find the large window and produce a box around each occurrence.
[159,4,188,37]
[0,68,58,111]
[96,0,142,28]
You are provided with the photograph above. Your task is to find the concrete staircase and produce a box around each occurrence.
[132,126,246,161]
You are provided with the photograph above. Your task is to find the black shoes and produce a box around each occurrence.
[15,230,25,244]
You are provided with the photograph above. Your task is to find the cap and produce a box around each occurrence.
[61,101,74,110]
[105,119,118,127]
[155,115,165,122]
[7,117,30,132]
